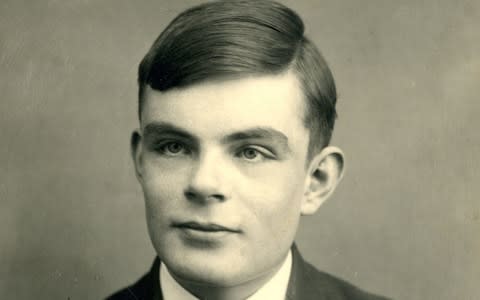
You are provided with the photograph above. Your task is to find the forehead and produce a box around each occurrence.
[141,71,309,145]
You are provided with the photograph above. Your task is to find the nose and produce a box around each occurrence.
[184,150,230,204]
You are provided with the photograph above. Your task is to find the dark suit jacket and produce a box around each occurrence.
[107,245,390,300]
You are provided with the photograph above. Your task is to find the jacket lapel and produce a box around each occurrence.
[286,244,344,300]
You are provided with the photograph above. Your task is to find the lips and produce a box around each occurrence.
[173,221,240,233]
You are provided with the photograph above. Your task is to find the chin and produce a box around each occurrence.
[157,244,246,285]
[165,254,247,287]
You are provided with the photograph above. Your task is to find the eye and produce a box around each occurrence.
[237,146,274,162]
[242,148,259,160]
[158,141,188,156]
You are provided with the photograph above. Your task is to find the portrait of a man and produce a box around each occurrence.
[108,1,386,299]
[1,0,478,299]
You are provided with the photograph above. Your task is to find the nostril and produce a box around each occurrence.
[184,191,196,200]
[209,194,225,201]
[184,188,226,203]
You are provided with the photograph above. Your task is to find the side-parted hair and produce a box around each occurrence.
[138,0,337,157]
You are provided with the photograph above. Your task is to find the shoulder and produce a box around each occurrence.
[105,276,149,300]
[289,245,391,300]
[304,261,389,300]
[105,258,160,300]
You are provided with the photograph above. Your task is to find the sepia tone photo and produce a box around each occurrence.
[1,0,478,299]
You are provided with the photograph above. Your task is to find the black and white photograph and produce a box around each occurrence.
[1,1,478,299]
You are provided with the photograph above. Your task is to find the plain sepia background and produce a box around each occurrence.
[1,0,479,299]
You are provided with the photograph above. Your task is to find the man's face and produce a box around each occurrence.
[133,71,313,286]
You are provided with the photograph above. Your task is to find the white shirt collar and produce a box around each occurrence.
[160,250,292,300]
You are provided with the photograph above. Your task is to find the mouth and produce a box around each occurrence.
[172,221,241,244]
[172,221,241,233]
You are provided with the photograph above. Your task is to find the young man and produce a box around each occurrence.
[108,1,389,299]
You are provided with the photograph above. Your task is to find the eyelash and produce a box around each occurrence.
[154,141,190,156]
[235,146,275,162]
[152,141,276,162]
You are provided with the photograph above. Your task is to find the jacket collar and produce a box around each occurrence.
[287,243,328,300]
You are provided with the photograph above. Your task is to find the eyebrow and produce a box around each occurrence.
[142,122,291,153]
[143,122,198,142]
[221,127,290,150]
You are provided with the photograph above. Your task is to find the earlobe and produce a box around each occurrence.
[130,130,144,181]
[301,146,345,215]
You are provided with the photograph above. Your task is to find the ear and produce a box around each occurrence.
[130,129,144,182]
[301,146,345,215]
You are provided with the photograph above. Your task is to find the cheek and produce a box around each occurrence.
[239,160,306,200]
[141,160,190,215]
[236,162,306,232]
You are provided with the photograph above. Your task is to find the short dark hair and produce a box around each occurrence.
[138,0,337,157]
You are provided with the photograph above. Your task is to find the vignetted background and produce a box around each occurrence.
[1,0,479,299]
